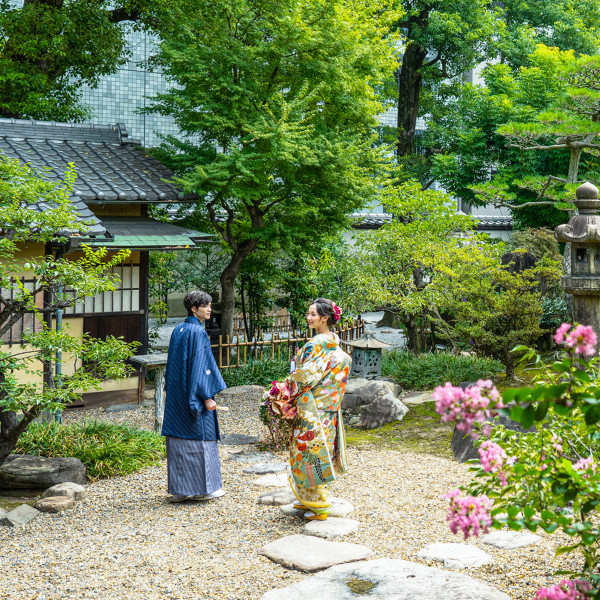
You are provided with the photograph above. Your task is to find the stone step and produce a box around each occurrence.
[243,462,288,475]
[259,558,510,599]
[302,517,359,540]
[257,489,296,506]
[418,543,492,569]
[259,534,371,572]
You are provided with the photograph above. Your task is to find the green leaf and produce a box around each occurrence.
[556,544,580,556]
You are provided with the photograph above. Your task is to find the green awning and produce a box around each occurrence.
[82,217,213,250]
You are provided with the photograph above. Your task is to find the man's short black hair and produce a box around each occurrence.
[184,290,212,316]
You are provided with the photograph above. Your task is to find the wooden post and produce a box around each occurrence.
[218,335,223,368]
[154,366,165,432]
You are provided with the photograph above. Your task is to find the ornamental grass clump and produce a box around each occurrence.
[221,358,290,388]
[15,420,166,480]
[435,323,600,596]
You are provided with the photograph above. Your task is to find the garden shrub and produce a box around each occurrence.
[221,357,291,388]
[434,323,600,597]
[15,421,165,480]
[382,350,503,390]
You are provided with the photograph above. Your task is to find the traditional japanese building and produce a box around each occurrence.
[0,118,207,407]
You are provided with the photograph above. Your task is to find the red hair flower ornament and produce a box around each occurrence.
[332,303,342,322]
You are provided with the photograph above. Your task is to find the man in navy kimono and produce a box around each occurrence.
[162,290,227,502]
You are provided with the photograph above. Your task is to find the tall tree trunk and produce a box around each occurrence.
[397,43,428,157]
[219,242,257,339]
[0,378,37,466]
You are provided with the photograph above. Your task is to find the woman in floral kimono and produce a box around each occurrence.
[273,298,352,521]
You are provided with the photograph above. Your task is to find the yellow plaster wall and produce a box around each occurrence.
[3,243,141,399]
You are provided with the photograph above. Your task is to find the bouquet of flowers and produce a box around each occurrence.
[262,380,297,420]
[259,380,296,450]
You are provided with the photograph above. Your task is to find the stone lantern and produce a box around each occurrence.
[346,332,392,378]
[554,182,600,336]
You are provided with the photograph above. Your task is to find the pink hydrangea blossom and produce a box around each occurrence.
[573,456,597,478]
[434,380,503,438]
[444,489,492,539]
[565,324,597,357]
[536,579,591,600]
[478,440,515,486]
[554,322,572,345]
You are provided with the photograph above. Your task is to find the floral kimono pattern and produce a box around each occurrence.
[279,333,351,514]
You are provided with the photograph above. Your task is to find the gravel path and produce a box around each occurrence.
[2,391,580,600]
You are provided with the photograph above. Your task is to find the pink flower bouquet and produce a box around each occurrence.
[262,381,297,420]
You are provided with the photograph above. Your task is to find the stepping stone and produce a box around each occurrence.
[257,489,296,506]
[402,391,434,405]
[259,558,510,599]
[280,497,355,518]
[1,504,40,527]
[105,403,140,413]
[302,517,359,540]
[329,498,354,518]
[259,534,371,572]
[418,543,492,569]
[243,462,288,475]
[252,473,288,488]
[221,433,258,446]
[228,450,277,464]
[481,530,542,549]
[42,482,85,501]
[34,496,75,513]
[280,504,305,517]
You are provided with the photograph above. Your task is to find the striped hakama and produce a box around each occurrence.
[166,437,222,496]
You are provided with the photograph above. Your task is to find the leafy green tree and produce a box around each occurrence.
[148,251,178,324]
[0,156,136,465]
[348,179,475,352]
[431,246,560,378]
[0,0,163,120]
[391,0,600,166]
[148,0,399,337]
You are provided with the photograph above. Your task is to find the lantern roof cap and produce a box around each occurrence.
[577,182,599,200]
[346,331,393,349]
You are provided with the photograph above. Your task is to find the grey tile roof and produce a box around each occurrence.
[473,215,513,230]
[0,119,196,237]
[351,213,393,229]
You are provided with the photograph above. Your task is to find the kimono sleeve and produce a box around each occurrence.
[280,340,328,399]
[187,329,227,416]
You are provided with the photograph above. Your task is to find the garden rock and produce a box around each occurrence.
[105,403,139,413]
[302,517,359,539]
[418,543,492,569]
[42,482,86,501]
[228,450,276,464]
[481,530,541,549]
[243,462,288,475]
[452,415,537,464]
[342,381,408,429]
[0,504,39,527]
[0,455,87,489]
[260,558,510,600]
[217,385,264,398]
[34,495,75,513]
[221,433,258,445]
[259,534,371,571]
[257,489,295,506]
[253,473,289,488]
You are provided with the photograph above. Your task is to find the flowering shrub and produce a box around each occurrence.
[435,323,600,597]
[536,580,591,600]
[444,489,492,539]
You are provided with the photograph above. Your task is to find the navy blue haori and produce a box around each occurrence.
[162,316,227,441]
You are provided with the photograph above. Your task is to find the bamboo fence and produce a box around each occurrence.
[212,318,364,369]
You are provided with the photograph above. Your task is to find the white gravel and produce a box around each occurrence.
[1,390,581,600]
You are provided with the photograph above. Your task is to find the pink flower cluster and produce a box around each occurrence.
[444,489,492,539]
[573,456,597,478]
[433,380,504,438]
[551,433,563,454]
[478,440,515,486]
[554,323,597,357]
[332,303,342,322]
[536,579,591,600]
